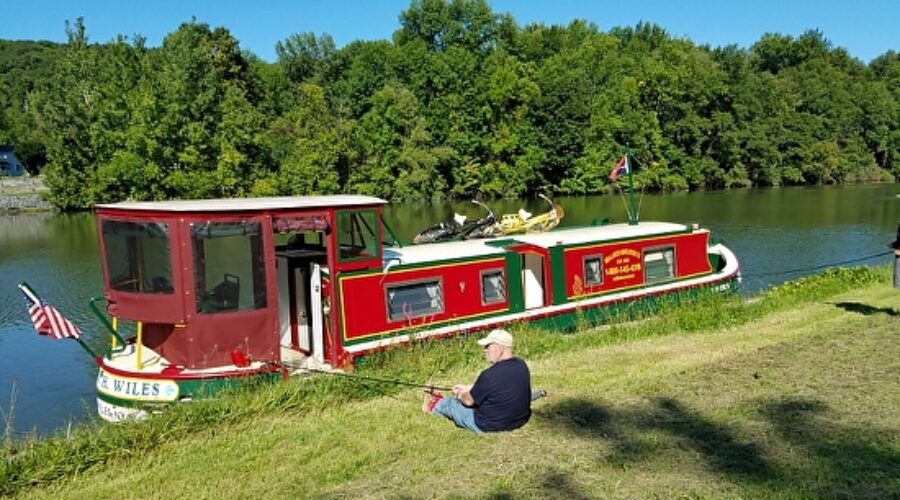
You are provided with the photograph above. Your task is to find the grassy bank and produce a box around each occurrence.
[5,267,899,498]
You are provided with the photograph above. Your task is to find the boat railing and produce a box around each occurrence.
[89,295,128,357]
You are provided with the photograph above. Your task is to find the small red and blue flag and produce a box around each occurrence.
[609,155,629,181]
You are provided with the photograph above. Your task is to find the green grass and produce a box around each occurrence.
[5,266,899,498]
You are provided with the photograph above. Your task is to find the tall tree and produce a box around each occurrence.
[275,32,336,84]
[348,82,452,201]
[396,0,499,54]
[152,21,257,198]
[38,19,102,209]
[261,83,344,196]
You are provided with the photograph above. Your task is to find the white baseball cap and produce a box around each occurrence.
[477,329,513,348]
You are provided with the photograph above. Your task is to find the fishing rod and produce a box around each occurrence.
[293,366,549,401]
[294,366,452,392]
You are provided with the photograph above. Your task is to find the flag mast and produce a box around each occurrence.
[609,151,638,225]
[626,151,638,225]
[72,335,99,359]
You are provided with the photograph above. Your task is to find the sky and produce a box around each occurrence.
[2,0,897,64]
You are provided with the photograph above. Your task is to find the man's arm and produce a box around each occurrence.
[453,384,474,406]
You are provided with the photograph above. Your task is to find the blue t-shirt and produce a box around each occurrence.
[470,357,532,432]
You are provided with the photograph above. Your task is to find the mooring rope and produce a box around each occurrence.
[294,366,452,392]
[741,250,893,278]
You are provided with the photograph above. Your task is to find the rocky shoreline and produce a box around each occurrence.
[0,177,52,211]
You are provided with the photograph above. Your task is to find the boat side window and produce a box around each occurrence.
[583,256,603,287]
[336,210,379,262]
[102,220,173,293]
[386,279,444,321]
[644,247,676,283]
[191,221,267,314]
[481,269,506,305]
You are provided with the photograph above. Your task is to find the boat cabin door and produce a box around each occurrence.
[522,253,545,309]
[276,257,325,363]
[308,263,325,363]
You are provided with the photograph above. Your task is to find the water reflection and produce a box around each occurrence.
[0,212,105,437]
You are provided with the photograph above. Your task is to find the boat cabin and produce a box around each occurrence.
[96,195,389,370]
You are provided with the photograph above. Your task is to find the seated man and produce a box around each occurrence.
[423,329,532,433]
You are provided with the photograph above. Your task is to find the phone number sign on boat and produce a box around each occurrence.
[604,249,643,283]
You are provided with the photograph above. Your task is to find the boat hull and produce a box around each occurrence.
[95,361,283,422]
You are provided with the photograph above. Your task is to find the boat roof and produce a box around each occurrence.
[389,221,698,265]
[513,221,696,247]
[96,195,388,213]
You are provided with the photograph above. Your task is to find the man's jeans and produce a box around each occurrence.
[432,397,483,434]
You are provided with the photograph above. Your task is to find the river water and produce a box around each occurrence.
[1,184,898,437]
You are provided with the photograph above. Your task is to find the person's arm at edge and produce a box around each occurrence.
[453,384,474,406]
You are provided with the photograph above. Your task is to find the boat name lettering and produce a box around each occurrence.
[97,369,179,402]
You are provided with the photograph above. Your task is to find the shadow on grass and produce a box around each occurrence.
[538,396,900,496]
[831,301,898,316]
[761,397,900,498]
[540,397,776,482]
[486,467,594,500]
[537,469,594,500]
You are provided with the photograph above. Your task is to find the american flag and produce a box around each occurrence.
[18,283,82,339]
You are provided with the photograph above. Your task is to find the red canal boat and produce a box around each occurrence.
[91,195,739,421]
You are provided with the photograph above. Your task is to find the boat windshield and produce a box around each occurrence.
[336,209,380,261]
[190,221,267,313]
[101,220,174,293]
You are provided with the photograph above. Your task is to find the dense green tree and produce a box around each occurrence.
[396,0,498,54]
[262,83,344,196]
[467,49,541,198]
[38,19,105,209]
[149,22,262,199]
[0,41,59,173]
[2,1,898,209]
[275,32,336,84]
[348,82,452,201]
[528,32,595,189]
[326,40,399,118]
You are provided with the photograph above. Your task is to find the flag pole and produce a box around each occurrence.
[73,337,99,359]
[626,151,637,225]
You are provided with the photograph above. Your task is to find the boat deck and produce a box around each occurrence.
[102,342,336,376]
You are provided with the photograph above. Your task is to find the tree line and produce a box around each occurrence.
[1,0,898,210]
